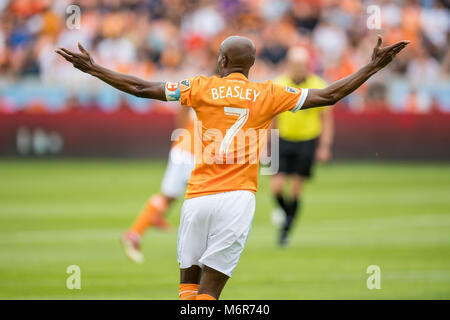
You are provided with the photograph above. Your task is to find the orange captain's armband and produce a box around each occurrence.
[165,82,180,101]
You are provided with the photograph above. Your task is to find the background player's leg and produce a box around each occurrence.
[179,265,202,300]
[128,146,193,240]
[131,193,175,235]
[280,174,303,246]
[280,140,316,246]
[271,173,289,214]
[122,193,175,263]
[197,265,229,300]
[289,174,302,220]
[271,138,291,216]
[279,174,302,246]
[272,172,293,246]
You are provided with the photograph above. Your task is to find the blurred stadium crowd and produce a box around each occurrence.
[0,0,448,113]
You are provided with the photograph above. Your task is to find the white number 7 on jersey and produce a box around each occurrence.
[219,107,249,155]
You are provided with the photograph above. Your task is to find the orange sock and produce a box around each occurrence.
[179,283,199,300]
[130,194,169,235]
[196,294,217,300]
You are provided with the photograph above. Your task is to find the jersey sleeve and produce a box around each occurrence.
[271,82,309,115]
[164,77,200,107]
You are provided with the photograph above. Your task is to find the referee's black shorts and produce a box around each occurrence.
[278,137,318,178]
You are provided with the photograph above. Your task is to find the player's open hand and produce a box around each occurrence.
[370,35,409,71]
[55,43,96,74]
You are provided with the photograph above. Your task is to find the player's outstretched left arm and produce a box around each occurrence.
[56,43,166,100]
[302,35,409,109]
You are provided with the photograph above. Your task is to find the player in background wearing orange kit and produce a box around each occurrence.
[121,106,196,264]
[57,35,409,300]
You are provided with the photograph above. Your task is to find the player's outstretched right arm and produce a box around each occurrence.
[56,43,166,100]
[302,35,409,109]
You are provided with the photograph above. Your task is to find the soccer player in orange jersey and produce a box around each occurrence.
[121,106,196,264]
[56,35,409,300]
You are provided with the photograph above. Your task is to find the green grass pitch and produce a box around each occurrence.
[0,159,449,299]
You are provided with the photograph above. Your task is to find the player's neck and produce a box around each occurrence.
[222,68,249,78]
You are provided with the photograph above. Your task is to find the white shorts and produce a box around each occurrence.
[177,190,256,277]
[160,147,195,198]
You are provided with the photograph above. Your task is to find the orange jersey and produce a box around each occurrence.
[171,116,196,155]
[165,73,308,199]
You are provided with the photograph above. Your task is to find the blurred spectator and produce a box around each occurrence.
[0,0,448,113]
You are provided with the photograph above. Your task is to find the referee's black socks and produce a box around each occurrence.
[278,197,301,246]
[275,194,289,214]
[284,198,300,231]
[288,199,299,220]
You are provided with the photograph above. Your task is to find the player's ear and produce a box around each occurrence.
[221,55,228,70]
[249,55,255,67]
